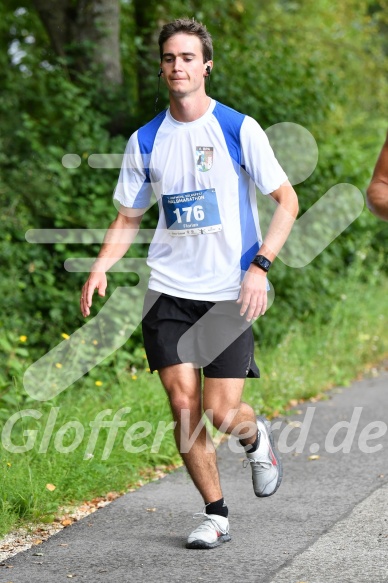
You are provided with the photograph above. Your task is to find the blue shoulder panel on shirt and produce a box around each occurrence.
[213,103,259,272]
[131,110,166,207]
[212,102,245,167]
[137,110,167,155]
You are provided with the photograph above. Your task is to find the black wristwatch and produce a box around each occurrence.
[250,254,272,273]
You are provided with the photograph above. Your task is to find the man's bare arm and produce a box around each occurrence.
[237,180,299,322]
[366,133,388,221]
[80,206,144,317]
[257,180,299,261]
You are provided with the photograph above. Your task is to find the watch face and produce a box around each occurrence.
[262,258,270,269]
[252,255,271,271]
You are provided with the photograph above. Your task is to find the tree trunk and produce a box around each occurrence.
[132,0,161,117]
[31,0,122,85]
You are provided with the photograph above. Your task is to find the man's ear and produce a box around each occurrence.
[204,60,213,76]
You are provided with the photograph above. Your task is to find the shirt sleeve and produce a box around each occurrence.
[240,116,288,195]
[113,131,153,209]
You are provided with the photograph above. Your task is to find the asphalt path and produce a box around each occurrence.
[1,369,387,583]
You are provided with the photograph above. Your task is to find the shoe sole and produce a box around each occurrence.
[186,534,231,549]
[254,415,283,497]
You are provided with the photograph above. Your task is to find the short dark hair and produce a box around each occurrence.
[158,18,213,63]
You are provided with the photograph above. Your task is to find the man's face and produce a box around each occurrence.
[160,33,211,98]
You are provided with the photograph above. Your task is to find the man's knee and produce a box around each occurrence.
[168,393,199,417]
[159,366,200,395]
[203,393,241,425]
[204,407,239,431]
[161,377,201,418]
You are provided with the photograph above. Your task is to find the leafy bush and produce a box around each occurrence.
[0,0,387,402]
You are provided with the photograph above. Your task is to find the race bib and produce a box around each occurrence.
[162,188,222,236]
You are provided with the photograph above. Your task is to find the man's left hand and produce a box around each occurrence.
[237,267,268,322]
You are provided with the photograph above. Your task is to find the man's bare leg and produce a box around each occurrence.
[203,377,258,445]
[204,377,283,498]
[158,363,223,503]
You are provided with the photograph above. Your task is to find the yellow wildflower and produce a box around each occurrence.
[55,363,63,369]
[95,380,103,387]
[19,335,27,342]
[92,340,98,345]
[131,375,138,380]
[61,333,70,340]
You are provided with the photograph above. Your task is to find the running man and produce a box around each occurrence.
[81,18,299,549]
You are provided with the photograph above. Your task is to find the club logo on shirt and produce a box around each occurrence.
[196,146,213,172]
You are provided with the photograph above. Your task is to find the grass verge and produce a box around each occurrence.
[245,274,388,415]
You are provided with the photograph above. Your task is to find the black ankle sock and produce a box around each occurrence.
[205,497,228,518]
[240,430,259,454]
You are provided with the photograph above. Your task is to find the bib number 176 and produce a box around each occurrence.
[173,205,205,223]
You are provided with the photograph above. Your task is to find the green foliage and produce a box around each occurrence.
[245,270,388,416]
[0,0,387,408]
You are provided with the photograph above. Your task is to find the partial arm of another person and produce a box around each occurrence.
[80,206,144,317]
[366,133,388,221]
[237,180,299,322]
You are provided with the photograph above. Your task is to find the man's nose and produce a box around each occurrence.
[172,58,183,70]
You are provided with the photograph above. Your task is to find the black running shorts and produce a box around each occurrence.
[142,290,260,378]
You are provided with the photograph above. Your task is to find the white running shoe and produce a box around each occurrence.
[186,512,231,549]
[245,416,283,497]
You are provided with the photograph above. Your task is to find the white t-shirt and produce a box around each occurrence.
[113,99,287,301]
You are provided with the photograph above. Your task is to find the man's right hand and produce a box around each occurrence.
[79,208,144,317]
[80,272,107,317]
